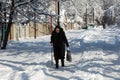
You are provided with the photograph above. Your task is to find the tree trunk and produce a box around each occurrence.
[1,0,15,49]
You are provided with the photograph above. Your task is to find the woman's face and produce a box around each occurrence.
[56,28,60,33]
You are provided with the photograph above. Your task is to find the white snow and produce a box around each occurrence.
[0,27,120,80]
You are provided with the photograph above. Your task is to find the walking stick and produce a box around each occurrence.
[51,46,54,66]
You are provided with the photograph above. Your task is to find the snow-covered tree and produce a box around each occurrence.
[61,0,120,28]
[0,0,54,49]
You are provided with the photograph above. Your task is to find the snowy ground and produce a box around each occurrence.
[0,27,120,80]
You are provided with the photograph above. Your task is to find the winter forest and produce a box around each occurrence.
[0,0,120,80]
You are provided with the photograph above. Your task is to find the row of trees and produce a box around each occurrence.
[62,0,120,28]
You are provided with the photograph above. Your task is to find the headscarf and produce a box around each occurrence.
[54,25,63,32]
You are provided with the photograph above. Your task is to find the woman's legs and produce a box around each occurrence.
[54,46,65,68]
[55,59,64,68]
[61,59,64,67]
[55,59,59,68]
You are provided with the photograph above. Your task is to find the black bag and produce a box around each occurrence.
[66,50,72,62]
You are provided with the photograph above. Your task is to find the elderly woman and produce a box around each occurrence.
[50,26,69,69]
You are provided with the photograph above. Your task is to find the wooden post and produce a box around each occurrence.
[9,24,12,40]
[55,0,60,26]
[29,22,31,37]
[50,16,53,34]
[86,4,88,29]
[24,26,26,38]
[34,13,37,39]
[57,0,60,26]
[34,22,36,39]
[93,8,94,24]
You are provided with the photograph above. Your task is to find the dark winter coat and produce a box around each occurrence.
[51,27,69,60]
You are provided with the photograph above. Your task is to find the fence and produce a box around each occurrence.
[8,22,50,40]
[7,22,74,40]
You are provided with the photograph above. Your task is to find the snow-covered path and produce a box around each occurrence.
[0,27,120,80]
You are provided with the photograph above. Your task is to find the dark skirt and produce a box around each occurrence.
[53,44,65,60]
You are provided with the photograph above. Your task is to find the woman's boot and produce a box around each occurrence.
[55,59,59,69]
[61,59,64,67]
